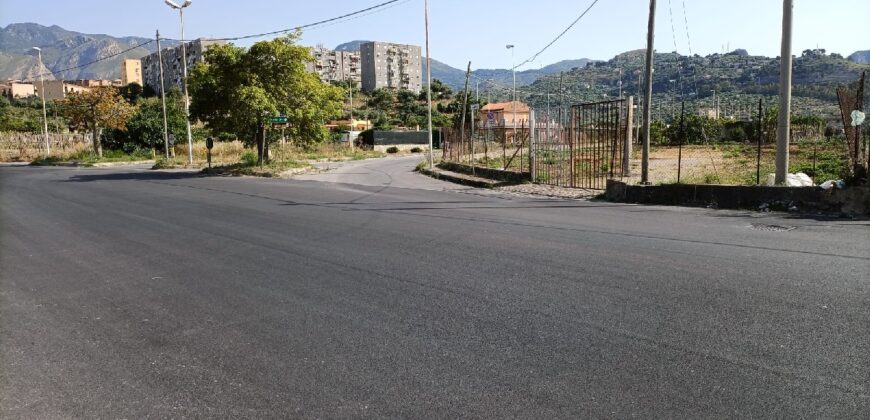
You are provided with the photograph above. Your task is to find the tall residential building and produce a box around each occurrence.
[140,38,225,94]
[306,46,361,87]
[121,59,143,86]
[359,41,422,93]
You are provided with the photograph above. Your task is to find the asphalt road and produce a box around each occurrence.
[1,156,868,418]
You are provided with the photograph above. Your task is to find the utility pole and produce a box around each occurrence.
[32,47,49,158]
[460,61,472,162]
[640,0,656,184]
[775,0,793,184]
[156,30,170,159]
[559,71,565,128]
[424,0,434,169]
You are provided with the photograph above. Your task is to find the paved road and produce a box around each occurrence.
[1,157,868,418]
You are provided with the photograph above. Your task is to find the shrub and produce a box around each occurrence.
[240,150,258,166]
[410,147,423,153]
[386,146,399,154]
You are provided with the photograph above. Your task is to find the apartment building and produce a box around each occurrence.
[140,38,225,94]
[306,46,361,87]
[121,59,143,86]
[359,41,422,93]
[0,81,35,99]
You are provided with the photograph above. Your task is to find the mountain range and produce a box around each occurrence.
[1,22,868,104]
[0,23,176,81]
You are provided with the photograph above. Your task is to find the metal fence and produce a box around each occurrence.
[441,124,531,175]
[638,101,853,186]
[532,99,631,189]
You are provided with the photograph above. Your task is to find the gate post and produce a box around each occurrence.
[624,96,634,176]
[529,109,536,182]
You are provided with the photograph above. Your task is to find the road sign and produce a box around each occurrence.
[168,133,176,145]
[269,116,288,124]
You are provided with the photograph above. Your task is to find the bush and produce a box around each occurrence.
[410,147,423,153]
[386,146,399,154]
[240,150,258,166]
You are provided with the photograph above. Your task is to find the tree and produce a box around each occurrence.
[188,33,344,161]
[367,88,395,113]
[60,87,135,157]
[103,90,187,153]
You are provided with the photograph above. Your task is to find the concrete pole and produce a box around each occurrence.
[424,0,434,169]
[35,48,50,157]
[774,0,793,184]
[640,0,656,184]
[156,30,170,159]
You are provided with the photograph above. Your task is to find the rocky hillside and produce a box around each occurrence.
[849,50,870,64]
[0,23,177,81]
[518,48,870,121]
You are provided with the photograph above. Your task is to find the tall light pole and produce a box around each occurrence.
[506,44,516,140]
[424,0,434,169]
[32,47,50,157]
[165,0,194,165]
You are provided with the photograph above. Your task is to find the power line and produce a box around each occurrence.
[207,0,406,42]
[513,0,601,70]
[17,0,407,84]
[21,40,154,83]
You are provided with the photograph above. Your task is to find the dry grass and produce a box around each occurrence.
[0,132,93,162]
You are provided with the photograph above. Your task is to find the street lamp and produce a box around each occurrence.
[32,47,50,157]
[506,44,516,139]
[165,0,194,165]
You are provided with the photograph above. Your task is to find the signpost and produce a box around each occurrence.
[206,136,213,169]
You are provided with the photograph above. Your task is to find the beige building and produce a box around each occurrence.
[479,101,531,128]
[306,46,361,87]
[141,38,226,94]
[35,81,90,101]
[0,81,36,99]
[66,79,119,88]
[360,41,422,93]
[121,59,143,86]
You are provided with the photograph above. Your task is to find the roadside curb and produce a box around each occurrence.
[417,167,500,189]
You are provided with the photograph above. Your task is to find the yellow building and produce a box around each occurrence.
[121,59,143,86]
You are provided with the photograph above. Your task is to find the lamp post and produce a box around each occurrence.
[164,0,194,165]
[32,47,50,157]
[424,0,434,169]
[506,44,516,140]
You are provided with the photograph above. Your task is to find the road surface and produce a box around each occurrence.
[1,156,868,418]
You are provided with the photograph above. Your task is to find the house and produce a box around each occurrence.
[478,100,530,128]
[0,81,35,99]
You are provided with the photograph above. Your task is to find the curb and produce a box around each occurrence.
[418,168,500,189]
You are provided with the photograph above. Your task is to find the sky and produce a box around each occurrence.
[1,0,868,70]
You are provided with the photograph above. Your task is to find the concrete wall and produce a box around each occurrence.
[605,180,870,215]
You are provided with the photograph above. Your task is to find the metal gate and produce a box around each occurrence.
[532,99,631,189]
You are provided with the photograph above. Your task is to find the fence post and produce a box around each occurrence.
[677,101,685,183]
[529,109,536,181]
[624,96,634,176]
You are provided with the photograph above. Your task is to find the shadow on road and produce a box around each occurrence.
[63,170,208,183]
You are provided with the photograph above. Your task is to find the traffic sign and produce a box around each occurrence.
[269,116,288,124]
